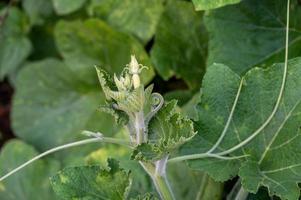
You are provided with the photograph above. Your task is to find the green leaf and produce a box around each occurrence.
[151,0,207,89]
[55,19,154,84]
[130,193,159,200]
[132,100,196,161]
[52,0,87,15]
[50,159,131,200]
[180,57,301,199]
[22,0,53,25]
[88,0,164,43]
[192,0,241,10]
[0,139,60,200]
[12,59,117,150]
[205,0,301,75]
[167,162,223,200]
[85,142,153,198]
[0,7,31,80]
[181,92,202,121]
[29,24,59,60]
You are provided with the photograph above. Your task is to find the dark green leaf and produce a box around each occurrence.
[151,0,207,89]
[0,140,60,200]
[50,159,131,200]
[205,0,301,75]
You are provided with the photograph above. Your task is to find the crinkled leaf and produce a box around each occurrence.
[52,0,87,15]
[85,142,153,198]
[88,0,164,43]
[180,57,301,199]
[151,0,207,89]
[12,59,117,150]
[0,7,31,80]
[22,0,53,25]
[55,19,154,84]
[0,140,59,200]
[50,159,131,200]
[132,100,196,161]
[205,0,301,75]
[192,0,241,10]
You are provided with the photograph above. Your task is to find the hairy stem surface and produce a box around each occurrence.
[140,162,175,200]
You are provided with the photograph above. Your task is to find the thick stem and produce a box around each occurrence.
[140,161,175,200]
[234,187,248,200]
[134,111,146,144]
[152,172,175,200]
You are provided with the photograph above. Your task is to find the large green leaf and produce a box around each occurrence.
[55,19,154,84]
[192,0,241,10]
[0,140,59,200]
[132,100,196,161]
[180,57,301,199]
[12,59,117,150]
[22,0,53,25]
[88,0,164,43]
[52,0,87,15]
[205,0,301,75]
[50,159,131,200]
[0,7,31,80]
[151,0,207,89]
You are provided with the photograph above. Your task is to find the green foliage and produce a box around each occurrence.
[12,59,117,150]
[205,0,301,75]
[55,19,155,84]
[192,0,241,10]
[0,7,31,80]
[52,0,87,15]
[50,159,131,199]
[151,0,207,89]
[88,0,164,43]
[22,0,54,25]
[181,58,301,199]
[0,140,59,200]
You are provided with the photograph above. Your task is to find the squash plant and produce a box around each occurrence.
[0,0,301,199]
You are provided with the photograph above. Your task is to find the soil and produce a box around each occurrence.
[0,80,14,147]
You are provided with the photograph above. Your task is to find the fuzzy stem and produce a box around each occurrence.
[135,111,146,144]
[234,187,248,200]
[140,161,175,200]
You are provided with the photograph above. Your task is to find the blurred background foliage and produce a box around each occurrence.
[0,0,299,199]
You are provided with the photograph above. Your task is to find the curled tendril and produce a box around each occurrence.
[145,93,164,125]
